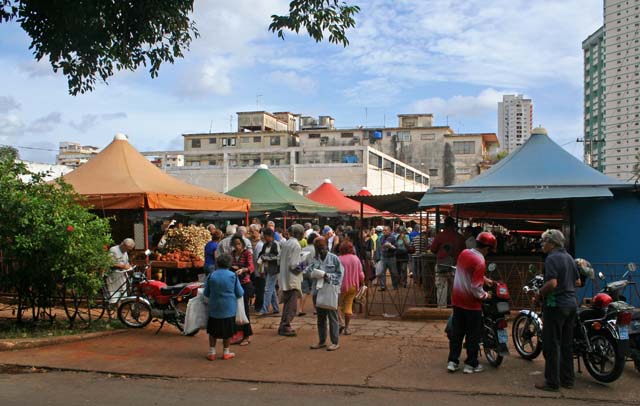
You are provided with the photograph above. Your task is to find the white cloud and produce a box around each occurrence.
[269,70,317,93]
[0,96,21,113]
[410,88,522,118]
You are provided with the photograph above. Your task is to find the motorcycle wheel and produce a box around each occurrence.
[483,325,504,368]
[512,313,543,360]
[173,301,199,337]
[117,299,152,328]
[583,333,626,383]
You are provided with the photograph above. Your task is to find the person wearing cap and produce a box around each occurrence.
[534,229,581,392]
[447,232,495,374]
[430,217,465,308]
[107,238,136,302]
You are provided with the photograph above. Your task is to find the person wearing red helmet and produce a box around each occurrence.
[446,231,495,374]
[535,229,581,392]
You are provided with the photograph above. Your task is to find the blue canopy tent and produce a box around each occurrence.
[419,127,640,304]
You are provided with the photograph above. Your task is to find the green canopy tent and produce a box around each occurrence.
[226,165,336,226]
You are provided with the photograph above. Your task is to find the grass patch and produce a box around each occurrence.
[0,318,124,340]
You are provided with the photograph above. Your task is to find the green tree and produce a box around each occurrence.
[0,158,113,323]
[494,150,509,163]
[270,0,360,46]
[0,145,19,164]
[1,1,360,95]
[443,142,455,186]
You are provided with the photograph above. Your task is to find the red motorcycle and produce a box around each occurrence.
[117,267,202,335]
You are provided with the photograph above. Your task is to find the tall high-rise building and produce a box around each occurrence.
[497,94,533,153]
[583,26,605,171]
[584,0,640,181]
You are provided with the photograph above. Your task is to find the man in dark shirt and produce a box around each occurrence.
[377,226,398,290]
[535,229,580,392]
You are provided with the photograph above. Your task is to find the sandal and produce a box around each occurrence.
[239,340,251,346]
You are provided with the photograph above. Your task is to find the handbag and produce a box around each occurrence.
[235,297,249,325]
[354,285,368,304]
[316,283,339,310]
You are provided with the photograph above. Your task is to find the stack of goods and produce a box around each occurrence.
[163,225,210,260]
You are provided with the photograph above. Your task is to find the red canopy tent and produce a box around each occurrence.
[356,187,372,197]
[307,180,381,216]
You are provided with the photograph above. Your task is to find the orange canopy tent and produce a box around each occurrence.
[62,134,250,253]
[62,134,249,212]
[306,180,381,217]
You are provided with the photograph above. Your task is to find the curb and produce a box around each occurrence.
[0,329,128,352]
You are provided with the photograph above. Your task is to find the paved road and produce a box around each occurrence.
[0,368,602,406]
[1,316,639,404]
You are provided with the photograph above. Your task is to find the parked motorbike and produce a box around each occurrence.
[117,261,202,336]
[481,263,511,367]
[445,263,511,368]
[597,262,638,302]
[512,260,634,383]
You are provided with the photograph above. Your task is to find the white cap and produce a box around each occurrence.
[114,133,128,141]
[258,164,269,170]
[323,179,332,184]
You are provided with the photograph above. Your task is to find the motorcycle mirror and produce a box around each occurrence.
[487,263,497,272]
[144,249,152,257]
[627,263,637,273]
[598,272,605,280]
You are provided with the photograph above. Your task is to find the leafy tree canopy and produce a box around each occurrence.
[1,1,359,95]
[270,0,360,46]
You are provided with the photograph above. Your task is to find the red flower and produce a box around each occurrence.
[104,244,108,251]
[66,225,74,232]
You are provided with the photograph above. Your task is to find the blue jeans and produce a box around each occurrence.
[260,273,279,313]
[378,257,398,289]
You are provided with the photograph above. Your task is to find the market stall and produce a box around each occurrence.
[62,134,251,279]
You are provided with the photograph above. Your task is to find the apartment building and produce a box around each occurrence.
[56,142,99,168]
[583,0,640,180]
[497,94,533,153]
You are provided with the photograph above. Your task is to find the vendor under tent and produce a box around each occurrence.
[418,126,639,304]
[226,164,337,228]
[61,134,250,257]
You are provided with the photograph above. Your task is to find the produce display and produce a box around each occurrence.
[162,225,210,260]
[156,249,203,263]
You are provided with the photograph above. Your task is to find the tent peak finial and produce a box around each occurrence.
[323,179,332,184]
[114,133,128,141]
[258,164,269,170]
[532,126,548,136]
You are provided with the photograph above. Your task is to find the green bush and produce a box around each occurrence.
[0,157,113,323]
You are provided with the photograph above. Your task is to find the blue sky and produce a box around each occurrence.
[0,0,602,163]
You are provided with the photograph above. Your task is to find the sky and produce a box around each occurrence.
[0,0,603,163]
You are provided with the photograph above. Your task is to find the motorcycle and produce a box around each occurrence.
[117,262,203,336]
[445,263,511,368]
[597,262,640,372]
[512,259,634,383]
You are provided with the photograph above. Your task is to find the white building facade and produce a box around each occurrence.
[497,94,533,153]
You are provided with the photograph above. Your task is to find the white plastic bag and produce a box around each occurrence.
[235,297,249,325]
[316,283,339,310]
[184,293,208,335]
[375,260,385,277]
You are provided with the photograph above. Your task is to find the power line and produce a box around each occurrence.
[0,144,58,152]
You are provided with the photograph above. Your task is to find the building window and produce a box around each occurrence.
[253,136,261,143]
[341,132,354,138]
[191,139,201,148]
[429,168,438,176]
[270,136,281,146]
[208,138,216,144]
[242,137,252,143]
[455,167,472,175]
[396,131,411,142]
[308,133,321,139]
[222,138,236,147]
[452,141,475,154]
[421,133,435,141]
[208,160,217,166]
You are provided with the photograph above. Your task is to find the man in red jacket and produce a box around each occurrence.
[447,232,496,374]
[430,217,464,308]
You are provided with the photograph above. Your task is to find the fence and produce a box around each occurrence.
[362,256,640,318]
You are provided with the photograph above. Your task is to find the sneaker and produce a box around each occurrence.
[447,361,459,372]
[327,344,340,351]
[463,364,485,374]
[278,330,297,337]
[310,343,326,350]
[222,352,236,360]
[206,353,216,361]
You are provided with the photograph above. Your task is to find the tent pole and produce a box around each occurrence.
[245,210,249,227]
[283,211,287,230]
[143,202,150,279]
[435,207,441,232]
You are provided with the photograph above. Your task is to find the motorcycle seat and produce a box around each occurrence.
[577,307,606,321]
[160,283,189,296]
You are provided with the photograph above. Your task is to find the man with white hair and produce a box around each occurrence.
[267,220,282,242]
[109,238,136,270]
[534,229,580,392]
[278,224,305,337]
[236,225,253,250]
[216,224,238,257]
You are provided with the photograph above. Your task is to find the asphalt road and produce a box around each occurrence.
[0,368,599,406]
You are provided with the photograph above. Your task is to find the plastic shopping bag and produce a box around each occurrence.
[235,297,249,325]
[184,293,208,335]
[316,283,340,311]
[375,260,385,277]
